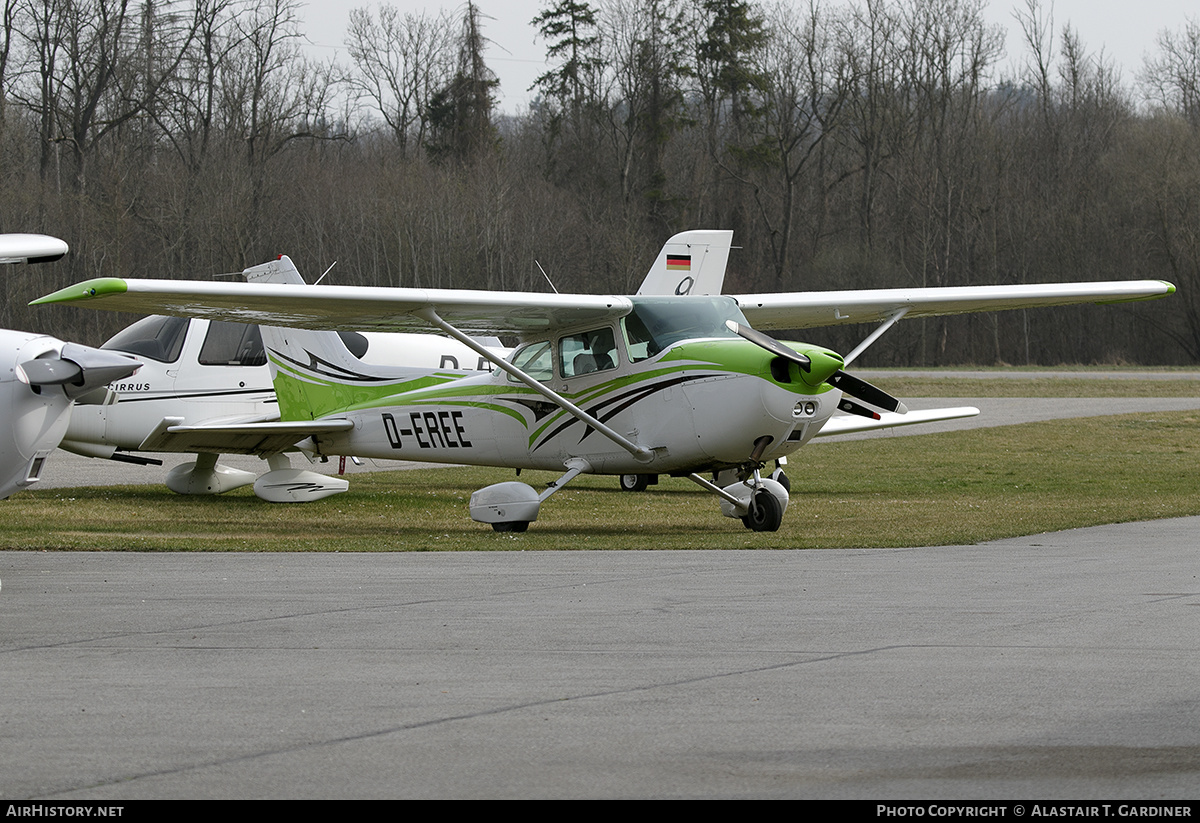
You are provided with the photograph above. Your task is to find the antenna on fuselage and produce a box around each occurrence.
[314,261,337,285]
[535,260,559,294]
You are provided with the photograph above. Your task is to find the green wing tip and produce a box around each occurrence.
[1165,281,1177,295]
[30,277,128,306]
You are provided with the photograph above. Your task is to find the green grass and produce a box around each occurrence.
[870,377,1200,398]
[4,410,1199,551]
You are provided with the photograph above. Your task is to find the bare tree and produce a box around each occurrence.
[738,1,851,285]
[345,4,454,156]
[1141,17,1200,128]
[11,0,201,192]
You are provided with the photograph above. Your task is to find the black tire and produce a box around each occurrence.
[772,470,791,494]
[492,521,529,533]
[741,490,783,532]
[620,473,650,492]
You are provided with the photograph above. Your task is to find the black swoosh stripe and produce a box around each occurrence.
[268,346,397,384]
[531,373,715,452]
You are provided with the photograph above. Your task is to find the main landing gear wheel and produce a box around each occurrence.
[771,468,791,494]
[619,473,650,492]
[492,521,529,533]
[741,489,783,532]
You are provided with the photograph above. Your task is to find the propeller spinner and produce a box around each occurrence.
[725,320,907,416]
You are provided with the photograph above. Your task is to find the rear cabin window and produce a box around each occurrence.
[559,327,618,378]
[198,321,266,366]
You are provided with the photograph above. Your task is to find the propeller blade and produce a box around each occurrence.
[724,320,811,371]
[58,343,141,396]
[829,370,908,414]
[16,357,82,386]
[836,397,881,420]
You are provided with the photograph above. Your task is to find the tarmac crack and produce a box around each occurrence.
[41,643,919,796]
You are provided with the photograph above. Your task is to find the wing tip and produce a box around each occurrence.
[30,277,128,306]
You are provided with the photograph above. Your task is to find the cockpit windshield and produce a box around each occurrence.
[622,296,747,362]
[101,315,189,363]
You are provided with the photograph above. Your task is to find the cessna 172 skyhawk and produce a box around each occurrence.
[32,258,1174,531]
[52,231,733,499]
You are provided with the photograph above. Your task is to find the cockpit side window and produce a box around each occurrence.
[559,326,618,378]
[101,315,189,363]
[508,340,553,382]
[198,321,266,366]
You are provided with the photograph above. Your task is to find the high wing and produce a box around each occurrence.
[34,277,631,336]
[735,281,1175,330]
[33,277,1174,336]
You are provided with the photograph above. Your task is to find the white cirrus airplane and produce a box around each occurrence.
[0,234,141,500]
[52,231,734,499]
[32,254,1173,531]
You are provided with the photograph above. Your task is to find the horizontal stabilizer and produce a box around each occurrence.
[814,406,979,438]
[140,417,353,456]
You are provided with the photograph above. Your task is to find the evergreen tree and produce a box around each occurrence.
[427,2,498,163]
[531,0,601,119]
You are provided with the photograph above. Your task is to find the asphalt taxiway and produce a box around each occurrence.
[2,525,1199,799]
[3,389,1199,799]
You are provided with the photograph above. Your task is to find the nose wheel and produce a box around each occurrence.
[689,437,790,531]
[741,488,783,532]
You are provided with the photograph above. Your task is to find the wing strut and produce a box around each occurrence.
[415,308,654,462]
[842,307,908,367]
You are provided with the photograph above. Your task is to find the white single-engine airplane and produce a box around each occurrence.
[32,256,1174,531]
[1,234,141,500]
[54,230,734,500]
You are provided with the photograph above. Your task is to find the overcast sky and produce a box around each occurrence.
[302,0,1200,112]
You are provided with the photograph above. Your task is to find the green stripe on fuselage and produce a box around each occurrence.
[270,356,465,421]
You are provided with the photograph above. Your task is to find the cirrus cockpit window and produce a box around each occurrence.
[101,315,189,363]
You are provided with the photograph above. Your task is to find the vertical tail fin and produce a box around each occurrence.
[242,255,307,287]
[242,256,444,421]
[636,230,733,296]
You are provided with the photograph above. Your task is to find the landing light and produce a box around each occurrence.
[793,400,817,418]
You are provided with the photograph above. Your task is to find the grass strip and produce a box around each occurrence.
[3,410,1198,551]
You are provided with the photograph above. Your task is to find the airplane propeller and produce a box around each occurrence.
[17,343,141,398]
[725,320,810,371]
[725,319,907,415]
[828,369,908,415]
